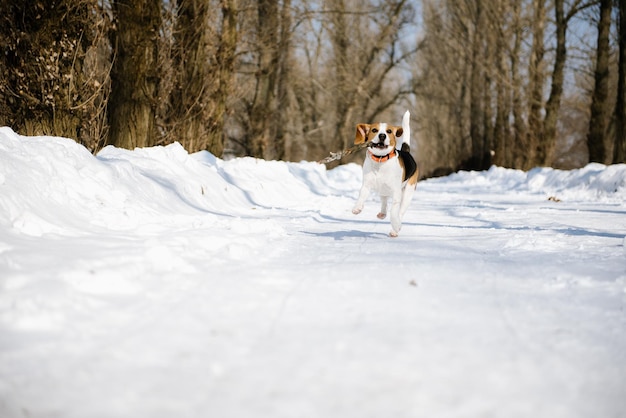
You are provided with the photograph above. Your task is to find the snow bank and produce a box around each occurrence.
[0,127,360,236]
[526,163,626,201]
[433,164,626,202]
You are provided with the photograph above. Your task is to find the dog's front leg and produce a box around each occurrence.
[377,196,388,219]
[352,186,370,215]
[389,197,402,237]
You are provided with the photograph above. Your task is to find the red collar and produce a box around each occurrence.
[368,149,396,163]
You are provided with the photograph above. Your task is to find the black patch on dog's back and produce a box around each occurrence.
[398,144,417,182]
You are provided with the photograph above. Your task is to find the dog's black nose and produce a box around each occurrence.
[378,133,386,141]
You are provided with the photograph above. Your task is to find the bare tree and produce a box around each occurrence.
[245,0,280,159]
[615,0,626,163]
[273,0,293,160]
[212,0,239,156]
[509,0,527,168]
[230,0,294,160]
[414,0,472,176]
[586,0,612,163]
[540,0,596,166]
[492,0,513,168]
[468,0,487,170]
[0,0,109,150]
[325,0,417,162]
[107,0,162,149]
[244,0,419,163]
[414,0,608,174]
[159,0,238,157]
[164,0,237,156]
[328,0,351,153]
[287,2,329,160]
[526,0,548,168]
[168,0,213,152]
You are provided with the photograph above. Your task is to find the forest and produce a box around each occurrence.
[1,0,625,178]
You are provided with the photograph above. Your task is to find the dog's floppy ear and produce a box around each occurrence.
[355,124,370,145]
[392,126,404,138]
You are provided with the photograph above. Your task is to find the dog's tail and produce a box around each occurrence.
[399,110,411,152]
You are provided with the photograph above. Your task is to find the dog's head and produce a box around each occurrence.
[355,122,403,156]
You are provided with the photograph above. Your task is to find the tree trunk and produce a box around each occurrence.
[510,0,526,168]
[540,0,567,166]
[249,0,279,159]
[273,0,292,160]
[329,0,351,152]
[493,6,509,168]
[482,43,494,170]
[469,0,487,170]
[108,0,162,149]
[0,0,104,148]
[170,0,211,153]
[614,0,626,163]
[208,0,238,157]
[586,0,611,163]
[526,0,546,168]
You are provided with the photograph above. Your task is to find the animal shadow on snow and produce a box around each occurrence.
[302,230,389,241]
[301,213,418,240]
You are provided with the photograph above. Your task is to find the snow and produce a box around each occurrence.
[0,126,625,418]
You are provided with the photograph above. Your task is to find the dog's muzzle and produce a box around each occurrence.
[370,134,388,149]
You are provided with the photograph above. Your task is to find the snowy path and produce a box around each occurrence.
[0,129,625,418]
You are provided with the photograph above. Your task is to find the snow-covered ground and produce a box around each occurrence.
[0,126,625,418]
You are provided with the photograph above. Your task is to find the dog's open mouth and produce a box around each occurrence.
[369,141,388,149]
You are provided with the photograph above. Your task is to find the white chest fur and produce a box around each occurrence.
[362,154,403,196]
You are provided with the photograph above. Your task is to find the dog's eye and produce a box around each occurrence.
[372,128,378,133]
[386,129,392,134]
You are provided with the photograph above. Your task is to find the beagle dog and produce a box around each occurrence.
[352,110,418,237]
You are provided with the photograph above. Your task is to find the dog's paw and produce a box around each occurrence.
[389,231,399,238]
[352,208,362,215]
[377,212,387,219]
